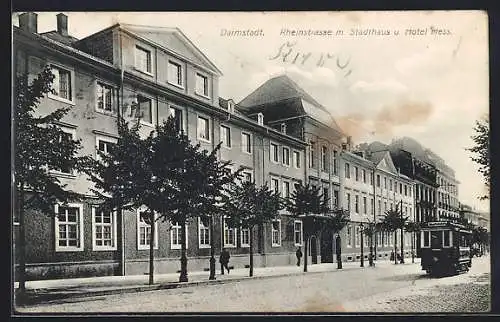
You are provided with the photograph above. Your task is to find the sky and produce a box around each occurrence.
[12,11,490,212]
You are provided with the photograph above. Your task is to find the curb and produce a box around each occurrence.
[18,265,367,306]
[18,260,416,306]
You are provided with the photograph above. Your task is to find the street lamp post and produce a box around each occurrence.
[360,222,364,267]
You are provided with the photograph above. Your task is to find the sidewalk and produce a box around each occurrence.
[15,258,421,305]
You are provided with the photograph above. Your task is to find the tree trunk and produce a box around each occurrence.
[209,215,216,280]
[411,231,415,263]
[18,187,26,296]
[249,226,254,277]
[148,211,155,285]
[394,231,397,264]
[400,227,404,263]
[179,219,188,282]
[304,233,308,272]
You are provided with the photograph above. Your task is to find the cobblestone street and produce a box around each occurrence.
[344,269,490,312]
[16,256,490,313]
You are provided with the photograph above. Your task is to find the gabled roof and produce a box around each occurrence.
[371,150,399,175]
[238,74,344,134]
[87,23,222,76]
[239,74,324,109]
[120,23,222,75]
[368,150,386,165]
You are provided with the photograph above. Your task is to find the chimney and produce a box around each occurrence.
[257,113,264,126]
[57,13,68,36]
[280,123,287,134]
[18,12,38,34]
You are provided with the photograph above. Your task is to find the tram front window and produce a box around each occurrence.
[443,230,451,247]
[460,235,468,247]
[431,230,442,249]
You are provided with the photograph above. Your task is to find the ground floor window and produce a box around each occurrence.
[294,220,303,246]
[198,217,210,248]
[171,222,188,250]
[241,227,250,247]
[92,207,117,250]
[272,220,281,247]
[137,208,158,250]
[223,217,236,247]
[55,203,84,251]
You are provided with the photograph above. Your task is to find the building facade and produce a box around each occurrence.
[341,148,416,263]
[14,12,461,280]
[14,13,308,279]
[238,75,345,264]
[434,160,460,222]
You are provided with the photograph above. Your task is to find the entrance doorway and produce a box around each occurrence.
[320,230,333,263]
[310,236,318,264]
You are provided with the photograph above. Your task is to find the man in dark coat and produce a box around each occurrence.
[296,246,303,266]
[219,248,230,274]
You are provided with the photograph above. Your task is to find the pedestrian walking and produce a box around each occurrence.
[296,246,302,266]
[219,248,230,275]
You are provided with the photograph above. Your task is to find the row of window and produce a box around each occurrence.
[345,163,413,197]
[269,176,301,199]
[438,211,460,219]
[345,226,413,248]
[438,177,458,194]
[345,193,372,215]
[438,192,459,208]
[309,143,339,174]
[415,184,435,202]
[48,62,205,129]
[225,219,304,248]
[344,192,413,217]
[135,45,210,97]
[54,203,304,252]
[270,142,301,168]
[421,230,454,248]
[48,65,299,162]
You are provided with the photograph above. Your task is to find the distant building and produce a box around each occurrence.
[426,150,460,222]
[238,75,345,264]
[360,137,462,257]
[460,204,489,231]
[340,148,416,262]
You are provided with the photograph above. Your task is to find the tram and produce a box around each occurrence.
[420,221,472,276]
